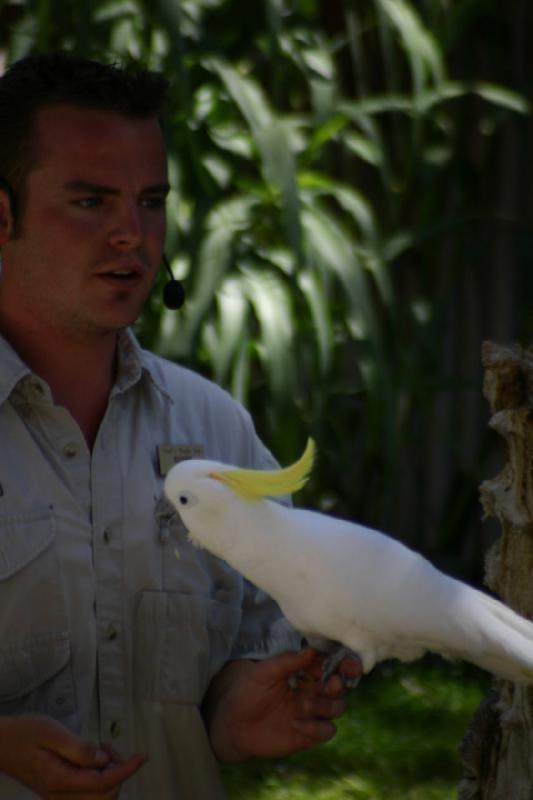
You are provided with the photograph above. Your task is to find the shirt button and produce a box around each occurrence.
[62,442,79,458]
[31,380,45,398]
[105,623,118,641]
[110,721,121,738]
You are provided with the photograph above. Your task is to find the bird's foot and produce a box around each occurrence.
[322,647,362,689]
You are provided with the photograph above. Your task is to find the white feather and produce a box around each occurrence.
[164,458,533,683]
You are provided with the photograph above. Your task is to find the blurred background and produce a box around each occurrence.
[1,0,530,584]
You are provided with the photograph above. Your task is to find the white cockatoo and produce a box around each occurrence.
[164,439,533,683]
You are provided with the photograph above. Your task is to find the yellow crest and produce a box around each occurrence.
[210,438,315,500]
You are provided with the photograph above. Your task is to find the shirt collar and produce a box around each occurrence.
[0,327,171,408]
[113,328,171,400]
[0,332,32,407]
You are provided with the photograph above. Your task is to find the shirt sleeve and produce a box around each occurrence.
[230,580,303,660]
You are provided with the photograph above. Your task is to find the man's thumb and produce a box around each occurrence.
[48,723,110,769]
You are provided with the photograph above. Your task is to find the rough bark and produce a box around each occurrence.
[458,342,533,800]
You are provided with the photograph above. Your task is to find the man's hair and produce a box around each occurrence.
[0,51,170,227]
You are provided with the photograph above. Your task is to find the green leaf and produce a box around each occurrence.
[241,266,296,402]
[208,123,254,158]
[202,276,249,384]
[265,0,284,37]
[382,230,416,261]
[301,204,378,342]
[343,131,384,167]
[297,269,333,374]
[94,1,140,23]
[301,46,335,81]
[211,59,273,132]
[328,185,378,243]
[256,122,302,258]
[341,81,530,120]
[201,153,232,188]
[378,0,445,91]
[257,247,296,276]
[306,113,350,160]
[473,82,531,115]
[298,174,378,244]
[181,196,256,349]
[339,94,415,118]
[212,61,302,260]
[230,338,252,407]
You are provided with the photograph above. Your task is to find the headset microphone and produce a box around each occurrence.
[162,255,185,310]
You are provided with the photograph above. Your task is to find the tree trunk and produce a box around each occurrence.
[458,341,533,799]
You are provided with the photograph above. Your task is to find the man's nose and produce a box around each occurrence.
[108,201,143,249]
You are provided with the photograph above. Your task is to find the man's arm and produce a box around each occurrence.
[203,647,361,763]
[0,715,146,798]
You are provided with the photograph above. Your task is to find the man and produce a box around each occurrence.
[0,53,358,799]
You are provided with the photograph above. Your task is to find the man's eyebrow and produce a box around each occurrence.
[63,180,171,195]
[140,182,171,195]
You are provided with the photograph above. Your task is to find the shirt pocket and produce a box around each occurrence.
[134,590,242,705]
[0,509,75,717]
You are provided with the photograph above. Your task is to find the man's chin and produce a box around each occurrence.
[96,294,148,330]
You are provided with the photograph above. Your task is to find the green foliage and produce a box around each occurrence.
[222,657,489,799]
[2,0,528,555]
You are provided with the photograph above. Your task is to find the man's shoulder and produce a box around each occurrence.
[142,349,248,417]
[139,349,269,465]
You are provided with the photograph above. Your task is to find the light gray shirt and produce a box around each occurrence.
[0,330,299,799]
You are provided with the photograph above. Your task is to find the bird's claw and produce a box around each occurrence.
[322,647,362,689]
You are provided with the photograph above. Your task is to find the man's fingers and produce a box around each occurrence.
[42,723,146,794]
[57,751,147,794]
[302,693,347,720]
[273,647,318,676]
[0,715,146,797]
[27,716,109,771]
[292,717,337,745]
[96,752,148,788]
[41,718,147,789]
[50,738,110,770]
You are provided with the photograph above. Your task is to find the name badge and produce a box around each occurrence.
[157,444,205,477]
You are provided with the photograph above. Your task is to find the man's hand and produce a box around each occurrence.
[204,647,361,763]
[0,714,146,799]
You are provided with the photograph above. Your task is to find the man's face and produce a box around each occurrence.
[0,105,169,339]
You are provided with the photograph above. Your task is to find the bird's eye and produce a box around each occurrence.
[176,491,197,508]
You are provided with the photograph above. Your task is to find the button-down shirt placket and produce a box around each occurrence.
[91,397,127,752]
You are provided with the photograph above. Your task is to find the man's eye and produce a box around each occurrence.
[73,197,102,209]
[141,196,167,210]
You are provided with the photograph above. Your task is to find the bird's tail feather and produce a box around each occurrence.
[477,589,533,640]
[450,589,533,683]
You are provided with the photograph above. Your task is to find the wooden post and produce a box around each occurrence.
[459,342,533,799]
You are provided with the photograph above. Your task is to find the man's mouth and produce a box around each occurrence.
[98,266,145,284]
[107,269,139,280]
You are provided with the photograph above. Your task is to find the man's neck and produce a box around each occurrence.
[0,317,118,449]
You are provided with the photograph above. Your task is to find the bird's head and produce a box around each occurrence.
[163,438,315,544]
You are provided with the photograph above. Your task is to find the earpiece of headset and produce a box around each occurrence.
[162,255,185,310]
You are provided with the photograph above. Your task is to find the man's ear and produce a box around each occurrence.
[0,186,14,245]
